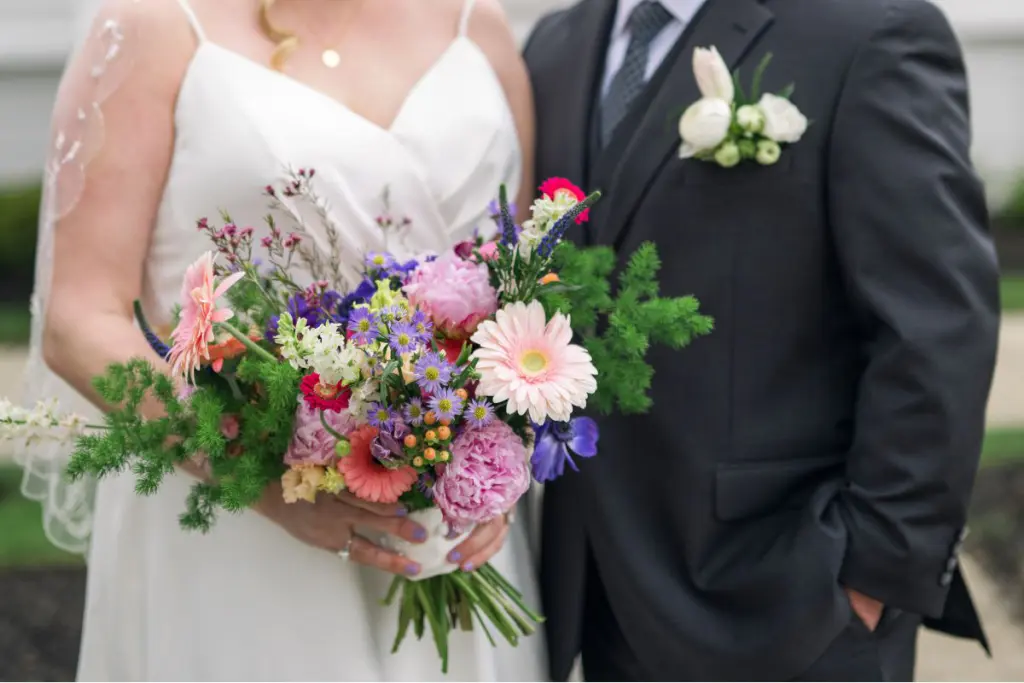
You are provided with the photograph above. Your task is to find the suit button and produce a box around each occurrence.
[939,571,953,587]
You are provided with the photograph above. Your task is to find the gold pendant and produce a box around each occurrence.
[322,49,341,68]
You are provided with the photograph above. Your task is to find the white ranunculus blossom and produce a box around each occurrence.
[758,93,808,144]
[693,47,734,103]
[735,104,765,134]
[678,98,732,158]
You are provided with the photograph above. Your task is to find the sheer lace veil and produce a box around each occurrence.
[15,0,145,555]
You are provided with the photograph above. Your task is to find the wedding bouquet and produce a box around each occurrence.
[1,173,713,671]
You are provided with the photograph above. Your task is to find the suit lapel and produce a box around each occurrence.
[553,0,617,198]
[594,0,775,249]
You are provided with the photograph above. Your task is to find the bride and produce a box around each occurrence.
[22,0,542,679]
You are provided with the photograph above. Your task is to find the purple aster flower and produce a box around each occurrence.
[404,397,426,426]
[365,251,397,273]
[466,398,495,428]
[381,305,408,324]
[336,278,377,325]
[428,388,464,422]
[389,320,419,355]
[530,418,599,483]
[410,309,433,342]
[416,469,437,499]
[414,351,452,394]
[367,402,398,430]
[347,307,379,345]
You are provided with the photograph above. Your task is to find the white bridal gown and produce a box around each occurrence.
[74,0,545,679]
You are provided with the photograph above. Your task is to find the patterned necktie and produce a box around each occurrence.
[600,0,674,147]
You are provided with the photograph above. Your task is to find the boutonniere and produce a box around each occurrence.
[678,47,808,168]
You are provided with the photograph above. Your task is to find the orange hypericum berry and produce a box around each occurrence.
[424,411,437,426]
[424,448,437,461]
[425,430,438,442]
[437,426,451,440]
[439,418,452,427]
[439,450,451,462]
[539,273,560,285]
[413,456,425,467]
[403,435,418,448]
[455,388,469,400]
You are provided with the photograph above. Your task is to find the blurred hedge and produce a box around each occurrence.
[0,183,41,302]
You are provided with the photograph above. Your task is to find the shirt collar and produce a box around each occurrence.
[612,0,708,37]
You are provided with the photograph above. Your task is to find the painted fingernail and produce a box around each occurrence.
[412,526,427,542]
[405,563,420,576]
[448,550,462,563]
[396,506,408,517]
[462,562,474,572]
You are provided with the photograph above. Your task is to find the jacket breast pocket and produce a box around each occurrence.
[715,454,845,522]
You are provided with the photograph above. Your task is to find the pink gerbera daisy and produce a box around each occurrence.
[470,300,597,423]
[337,425,418,504]
[167,252,244,382]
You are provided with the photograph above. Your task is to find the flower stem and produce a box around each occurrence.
[215,321,278,363]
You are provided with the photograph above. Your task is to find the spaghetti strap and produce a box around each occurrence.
[457,0,477,36]
[174,0,207,43]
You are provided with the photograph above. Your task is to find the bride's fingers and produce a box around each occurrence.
[448,518,506,571]
[348,534,422,577]
[335,491,407,517]
[351,509,428,545]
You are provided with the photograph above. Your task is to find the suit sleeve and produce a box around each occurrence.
[828,0,1000,617]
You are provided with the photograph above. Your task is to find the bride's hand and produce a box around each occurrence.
[257,484,427,576]
[446,514,510,572]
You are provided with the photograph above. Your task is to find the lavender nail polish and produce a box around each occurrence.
[412,527,427,542]
[448,550,462,563]
[405,563,420,576]
[396,506,408,517]
[462,562,474,572]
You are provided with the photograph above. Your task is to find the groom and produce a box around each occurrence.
[524,0,1000,679]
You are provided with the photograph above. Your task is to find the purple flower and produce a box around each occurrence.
[466,398,494,428]
[389,321,419,355]
[414,351,453,394]
[410,309,433,342]
[336,279,377,325]
[371,429,407,468]
[366,252,398,273]
[347,307,379,345]
[416,469,437,499]
[367,402,398,430]
[429,388,465,423]
[404,397,426,426]
[530,418,599,483]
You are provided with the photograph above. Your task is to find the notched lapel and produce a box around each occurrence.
[544,0,616,193]
[595,0,775,249]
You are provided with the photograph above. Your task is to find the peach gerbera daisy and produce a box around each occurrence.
[337,425,418,504]
[470,300,597,423]
[167,252,243,382]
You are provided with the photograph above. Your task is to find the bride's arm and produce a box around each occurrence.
[467,0,536,225]
[42,0,195,420]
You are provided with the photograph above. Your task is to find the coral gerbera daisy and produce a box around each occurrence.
[168,252,244,382]
[470,301,597,423]
[337,425,418,504]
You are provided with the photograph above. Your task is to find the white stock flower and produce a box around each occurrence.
[299,324,366,387]
[678,98,732,158]
[758,93,808,144]
[693,47,734,102]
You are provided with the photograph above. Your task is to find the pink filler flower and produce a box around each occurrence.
[433,420,531,529]
[404,252,498,338]
[168,252,243,382]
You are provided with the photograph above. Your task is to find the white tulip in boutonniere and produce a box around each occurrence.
[678,48,808,168]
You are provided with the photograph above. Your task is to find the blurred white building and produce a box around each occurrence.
[1,0,1022,203]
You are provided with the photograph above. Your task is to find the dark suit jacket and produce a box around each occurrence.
[524,0,1001,679]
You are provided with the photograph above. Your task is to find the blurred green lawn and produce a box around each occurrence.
[2,428,1024,567]
[0,303,31,346]
[1003,276,1024,312]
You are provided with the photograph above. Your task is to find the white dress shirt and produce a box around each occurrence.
[601,0,710,96]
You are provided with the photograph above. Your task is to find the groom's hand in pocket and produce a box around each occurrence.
[845,586,884,631]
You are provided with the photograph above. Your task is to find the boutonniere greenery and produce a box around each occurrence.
[678,47,808,168]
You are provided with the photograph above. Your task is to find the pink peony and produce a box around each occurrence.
[404,253,498,337]
[168,252,243,382]
[284,402,357,467]
[434,420,531,528]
